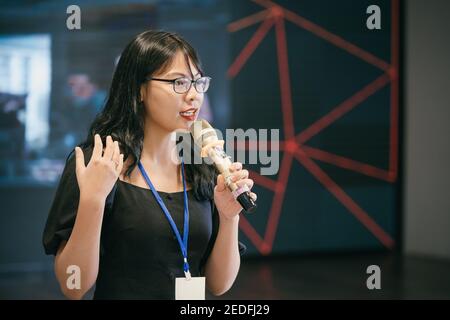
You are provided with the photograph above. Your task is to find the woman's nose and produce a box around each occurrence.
[185,82,202,102]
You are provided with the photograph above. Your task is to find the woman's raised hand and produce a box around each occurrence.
[75,134,124,201]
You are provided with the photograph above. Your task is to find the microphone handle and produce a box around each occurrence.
[236,190,258,213]
[207,146,257,213]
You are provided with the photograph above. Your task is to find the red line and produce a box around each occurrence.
[227,9,270,33]
[264,152,294,250]
[239,215,267,253]
[389,0,399,181]
[248,169,278,192]
[251,0,390,71]
[275,17,295,139]
[227,17,274,78]
[301,145,393,182]
[294,149,395,249]
[296,74,391,144]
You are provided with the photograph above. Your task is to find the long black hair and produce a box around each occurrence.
[75,30,218,201]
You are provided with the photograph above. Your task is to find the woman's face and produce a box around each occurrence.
[141,50,204,132]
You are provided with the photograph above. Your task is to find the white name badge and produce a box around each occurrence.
[175,276,206,300]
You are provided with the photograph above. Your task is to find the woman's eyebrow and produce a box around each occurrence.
[166,71,201,78]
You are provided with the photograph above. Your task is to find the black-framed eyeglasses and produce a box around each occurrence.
[147,76,211,94]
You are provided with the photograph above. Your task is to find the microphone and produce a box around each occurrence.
[190,119,257,213]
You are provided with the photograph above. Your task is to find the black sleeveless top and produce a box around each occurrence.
[42,147,245,299]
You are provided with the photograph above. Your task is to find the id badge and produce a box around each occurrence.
[175,275,206,300]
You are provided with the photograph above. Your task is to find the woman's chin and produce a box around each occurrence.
[177,116,197,129]
[175,127,191,133]
[175,122,191,132]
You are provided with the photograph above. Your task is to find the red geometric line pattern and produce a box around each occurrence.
[227,0,399,254]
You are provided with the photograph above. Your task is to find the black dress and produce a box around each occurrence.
[42,147,245,299]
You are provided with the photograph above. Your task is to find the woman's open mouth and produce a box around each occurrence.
[179,108,197,121]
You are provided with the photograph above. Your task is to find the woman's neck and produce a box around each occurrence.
[118,120,190,192]
[141,121,179,169]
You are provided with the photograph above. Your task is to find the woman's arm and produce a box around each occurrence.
[54,194,105,300]
[204,214,240,296]
[205,161,256,296]
[54,135,123,300]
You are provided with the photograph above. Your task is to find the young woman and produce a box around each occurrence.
[43,30,256,300]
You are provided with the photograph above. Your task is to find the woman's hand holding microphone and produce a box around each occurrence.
[214,161,257,221]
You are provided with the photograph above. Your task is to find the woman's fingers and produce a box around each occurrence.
[250,192,257,201]
[92,134,122,174]
[103,135,114,160]
[116,154,124,175]
[92,134,103,159]
[112,141,121,170]
[230,162,243,172]
[75,147,85,174]
[231,169,249,182]
[235,178,254,190]
[215,174,227,192]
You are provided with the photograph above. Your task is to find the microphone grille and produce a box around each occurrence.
[190,119,218,147]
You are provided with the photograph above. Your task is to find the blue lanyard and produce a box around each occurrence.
[138,158,191,278]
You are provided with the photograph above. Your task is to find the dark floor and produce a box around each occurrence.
[1,253,449,299]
